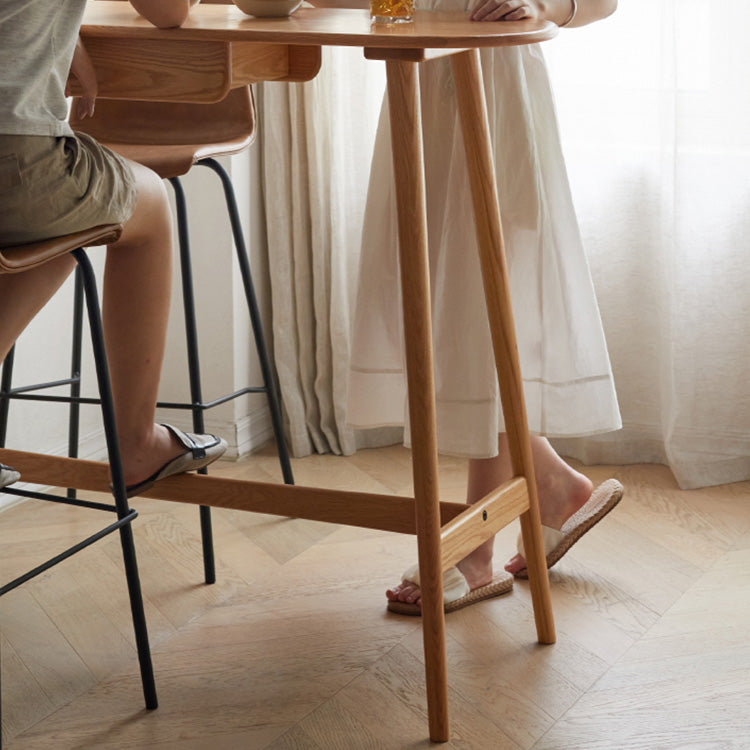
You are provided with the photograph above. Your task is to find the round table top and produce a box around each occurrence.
[83,3,558,50]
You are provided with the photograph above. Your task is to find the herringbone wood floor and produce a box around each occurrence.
[2,445,749,749]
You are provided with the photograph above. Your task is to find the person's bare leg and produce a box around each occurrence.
[386,435,593,605]
[0,255,76,362]
[0,161,182,485]
[503,437,594,575]
[0,248,77,486]
[101,160,185,487]
[1,160,214,487]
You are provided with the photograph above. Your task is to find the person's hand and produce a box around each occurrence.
[470,0,542,22]
[66,38,98,119]
[71,96,96,120]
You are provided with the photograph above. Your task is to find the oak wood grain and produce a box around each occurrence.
[82,3,557,50]
[0,449,467,535]
[440,477,528,570]
[451,48,555,644]
[2,453,749,748]
[385,56,448,741]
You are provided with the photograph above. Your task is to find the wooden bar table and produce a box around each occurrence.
[1,2,559,742]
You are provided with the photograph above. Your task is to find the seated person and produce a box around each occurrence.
[0,0,224,497]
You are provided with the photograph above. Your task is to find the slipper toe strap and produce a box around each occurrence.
[517,525,566,560]
[162,423,221,458]
[401,564,470,605]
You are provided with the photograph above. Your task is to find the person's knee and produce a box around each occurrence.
[118,162,173,246]
[135,163,171,219]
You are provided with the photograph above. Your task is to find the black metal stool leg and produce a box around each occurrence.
[169,177,216,585]
[198,157,294,485]
[72,248,158,711]
[66,267,85,500]
[0,345,15,448]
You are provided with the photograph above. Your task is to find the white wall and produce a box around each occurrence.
[156,144,274,455]
[1,141,273,509]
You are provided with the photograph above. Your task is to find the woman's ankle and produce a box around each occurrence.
[535,468,593,529]
[457,538,495,589]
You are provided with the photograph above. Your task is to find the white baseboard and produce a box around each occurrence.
[233,406,275,458]
[153,405,275,459]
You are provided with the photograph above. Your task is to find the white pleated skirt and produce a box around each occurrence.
[346,35,621,458]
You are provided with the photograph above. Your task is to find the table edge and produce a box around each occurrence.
[82,5,559,50]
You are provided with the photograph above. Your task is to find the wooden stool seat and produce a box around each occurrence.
[0,224,122,274]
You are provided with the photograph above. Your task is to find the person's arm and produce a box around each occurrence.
[471,0,617,26]
[67,38,98,119]
[129,0,200,29]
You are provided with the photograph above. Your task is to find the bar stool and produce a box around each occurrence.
[0,225,158,743]
[68,85,293,583]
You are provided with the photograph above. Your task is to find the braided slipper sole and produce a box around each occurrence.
[515,478,624,579]
[387,570,513,616]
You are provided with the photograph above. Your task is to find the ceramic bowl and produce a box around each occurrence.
[232,0,303,17]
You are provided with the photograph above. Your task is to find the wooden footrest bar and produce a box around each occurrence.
[0,450,467,536]
[440,477,528,570]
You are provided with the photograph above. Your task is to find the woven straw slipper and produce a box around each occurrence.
[514,478,624,579]
[387,563,513,616]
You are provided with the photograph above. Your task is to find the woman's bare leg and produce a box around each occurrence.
[503,436,593,576]
[386,435,593,605]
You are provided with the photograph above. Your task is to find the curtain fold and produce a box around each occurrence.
[260,48,394,457]
[260,1,750,489]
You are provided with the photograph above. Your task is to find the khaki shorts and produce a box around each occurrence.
[0,133,137,246]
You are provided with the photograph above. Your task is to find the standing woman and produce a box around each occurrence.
[0,0,227,496]
[345,0,625,613]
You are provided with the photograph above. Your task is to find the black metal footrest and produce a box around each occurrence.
[0,504,138,596]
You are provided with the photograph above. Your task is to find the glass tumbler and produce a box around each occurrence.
[370,0,414,24]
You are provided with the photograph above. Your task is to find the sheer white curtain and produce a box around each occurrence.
[259,48,392,457]
[261,1,750,488]
[547,0,750,488]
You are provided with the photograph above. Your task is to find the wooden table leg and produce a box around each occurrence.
[451,49,556,645]
[385,58,450,742]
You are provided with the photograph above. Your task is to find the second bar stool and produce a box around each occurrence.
[69,86,294,583]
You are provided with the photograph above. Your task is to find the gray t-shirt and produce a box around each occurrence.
[0,0,86,136]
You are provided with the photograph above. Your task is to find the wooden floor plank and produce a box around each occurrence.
[0,634,55,741]
[1,449,749,748]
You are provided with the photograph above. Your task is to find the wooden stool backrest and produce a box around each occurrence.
[70,85,256,148]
